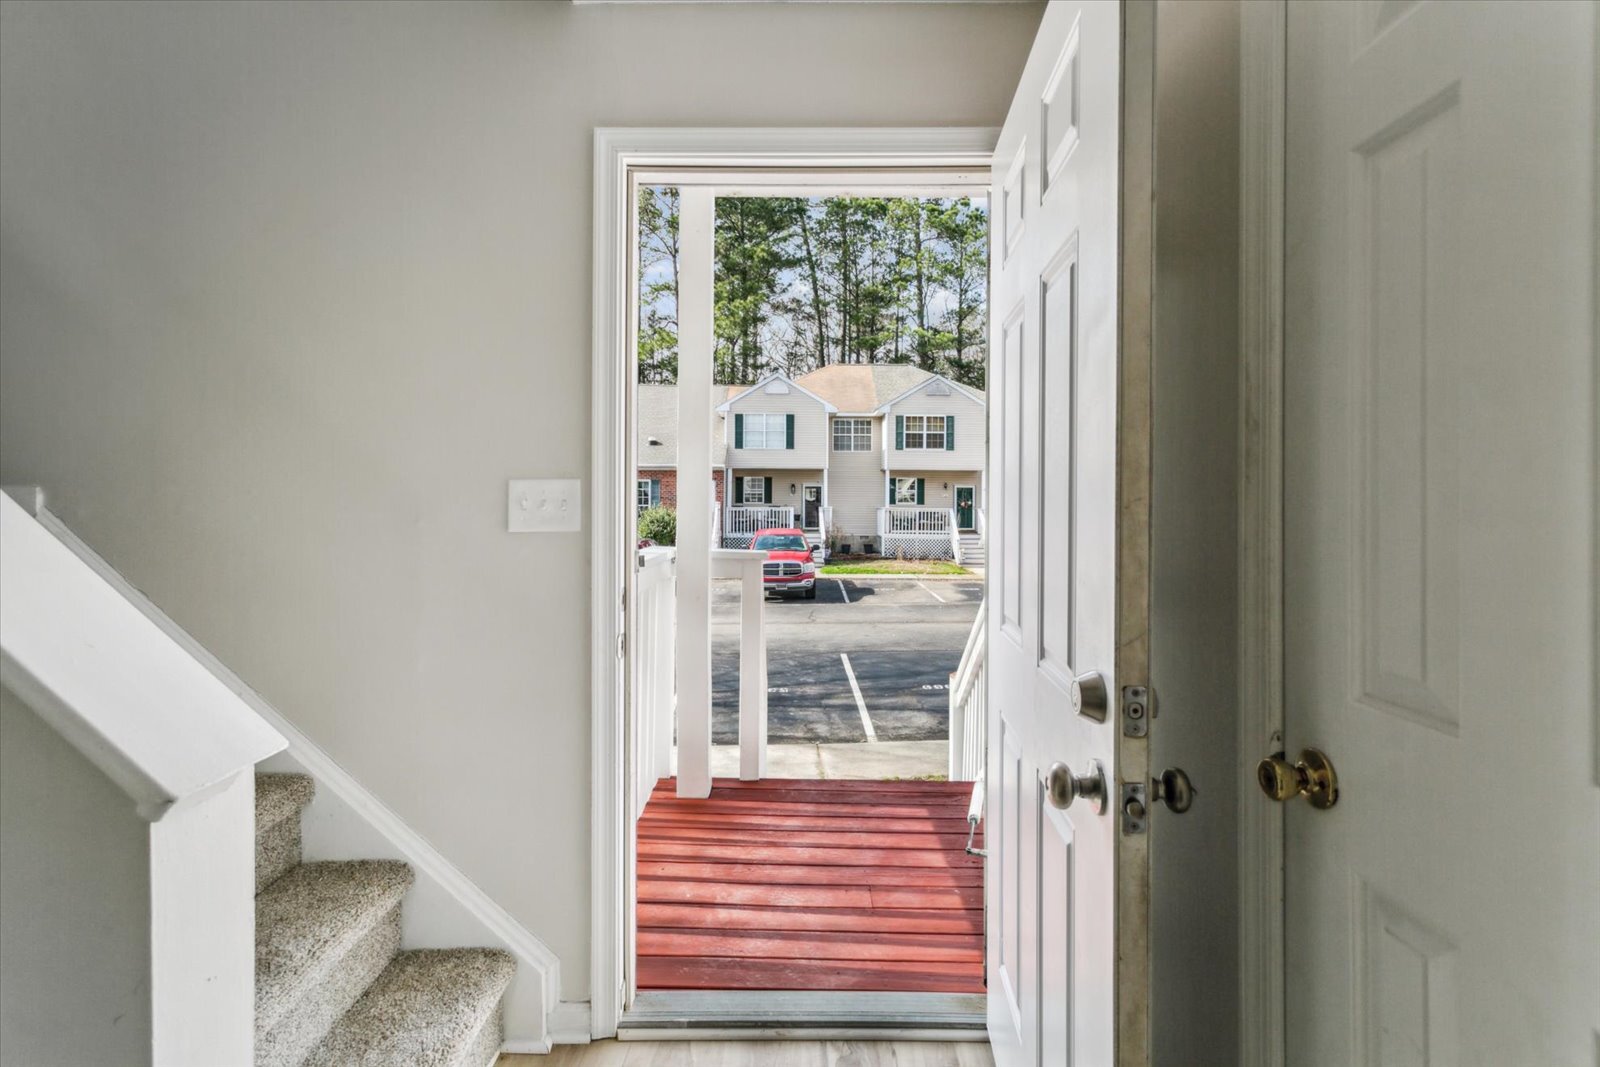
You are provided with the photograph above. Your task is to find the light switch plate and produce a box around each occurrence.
[507,479,581,533]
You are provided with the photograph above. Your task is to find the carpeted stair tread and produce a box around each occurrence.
[301,948,516,1067]
[256,860,414,1035]
[256,772,315,834]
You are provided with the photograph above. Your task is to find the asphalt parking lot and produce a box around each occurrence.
[710,577,983,745]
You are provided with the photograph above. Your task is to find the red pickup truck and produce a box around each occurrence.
[750,527,821,599]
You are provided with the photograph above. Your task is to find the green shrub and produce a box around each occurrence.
[637,505,677,546]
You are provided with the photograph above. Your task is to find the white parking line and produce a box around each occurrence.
[917,580,946,604]
[835,579,852,604]
[839,653,877,742]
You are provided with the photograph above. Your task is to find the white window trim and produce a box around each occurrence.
[636,479,653,512]
[832,417,872,452]
[894,477,920,506]
[902,414,948,451]
[741,476,767,504]
[742,412,786,451]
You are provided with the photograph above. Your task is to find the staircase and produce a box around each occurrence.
[255,773,514,1067]
[958,532,986,568]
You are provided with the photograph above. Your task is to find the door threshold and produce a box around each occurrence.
[619,990,987,1041]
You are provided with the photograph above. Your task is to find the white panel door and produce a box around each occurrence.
[1283,2,1599,1064]
[988,3,1154,1064]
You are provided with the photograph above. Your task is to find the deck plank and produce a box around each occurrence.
[636,956,985,993]
[637,778,985,994]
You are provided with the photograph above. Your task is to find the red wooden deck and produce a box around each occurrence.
[636,777,985,994]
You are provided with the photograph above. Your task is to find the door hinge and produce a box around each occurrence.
[1122,685,1153,737]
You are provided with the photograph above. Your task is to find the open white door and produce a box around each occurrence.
[987,2,1156,1065]
[1281,1,1599,1063]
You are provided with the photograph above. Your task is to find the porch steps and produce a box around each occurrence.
[957,533,985,568]
[253,773,513,1067]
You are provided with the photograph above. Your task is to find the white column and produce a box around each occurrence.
[674,188,714,799]
[738,559,767,781]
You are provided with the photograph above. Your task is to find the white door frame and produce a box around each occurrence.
[589,127,996,1039]
[1237,3,1287,1066]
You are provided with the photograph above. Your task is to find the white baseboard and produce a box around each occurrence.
[10,488,563,1051]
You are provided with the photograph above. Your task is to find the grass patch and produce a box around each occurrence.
[820,560,970,576]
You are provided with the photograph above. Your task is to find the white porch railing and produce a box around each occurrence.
[976,506,987,545]
[724,505,795,547]
[638,546,770,796]
[634,546,677,818]
[878,507,956,560]
[948,600,988,781]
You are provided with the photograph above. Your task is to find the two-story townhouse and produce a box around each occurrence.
[714,374,836,546]
[790,364,986,558]
[637,366,986,558]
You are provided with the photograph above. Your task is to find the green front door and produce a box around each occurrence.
[955,486,975,530]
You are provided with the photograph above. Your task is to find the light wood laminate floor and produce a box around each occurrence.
[501,1040,995,1066]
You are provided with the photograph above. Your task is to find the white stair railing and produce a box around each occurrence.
[634,546,677,818]
[949,509,962,564]
[976,506,987,545]
[0,488,284,1066]
[948,600,988,781]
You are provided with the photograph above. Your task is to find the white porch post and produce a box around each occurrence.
[674,188,714,799]
[738,560,767,780]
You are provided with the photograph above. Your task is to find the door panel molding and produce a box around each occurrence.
[1237,2,1288,1065]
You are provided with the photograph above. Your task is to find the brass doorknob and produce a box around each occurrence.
[1046,760,1108,814]
[1256,748,1339,809]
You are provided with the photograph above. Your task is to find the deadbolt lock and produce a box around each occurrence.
[1256,748,1339,809]
[1152,767,1196,814]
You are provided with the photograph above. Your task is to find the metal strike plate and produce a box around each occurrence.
[1122,686,1152,737]
[1121,781,1148,835]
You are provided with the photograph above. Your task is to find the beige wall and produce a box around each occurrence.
[0,0,1040,999]
[883,382,988,471]
[723,387,829,470]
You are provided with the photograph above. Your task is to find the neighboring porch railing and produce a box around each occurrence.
[948,600,988,781]
[877,506,957,560]
[635,546,677,819]
[723,505,795,547]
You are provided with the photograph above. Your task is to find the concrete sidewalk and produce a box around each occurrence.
[705,739,950,780]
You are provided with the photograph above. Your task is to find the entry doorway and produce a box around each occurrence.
[801,484,822,531]
[954,485,975,531]
[601,135,996,1036]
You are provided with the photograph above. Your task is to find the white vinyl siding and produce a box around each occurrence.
[825,418,887,541]
[832,417,871,451]
[724,386,828,469]
[884,379,987,471]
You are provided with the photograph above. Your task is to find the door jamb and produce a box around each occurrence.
[590,127,997,1040]
[1237,4,1288,1066]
